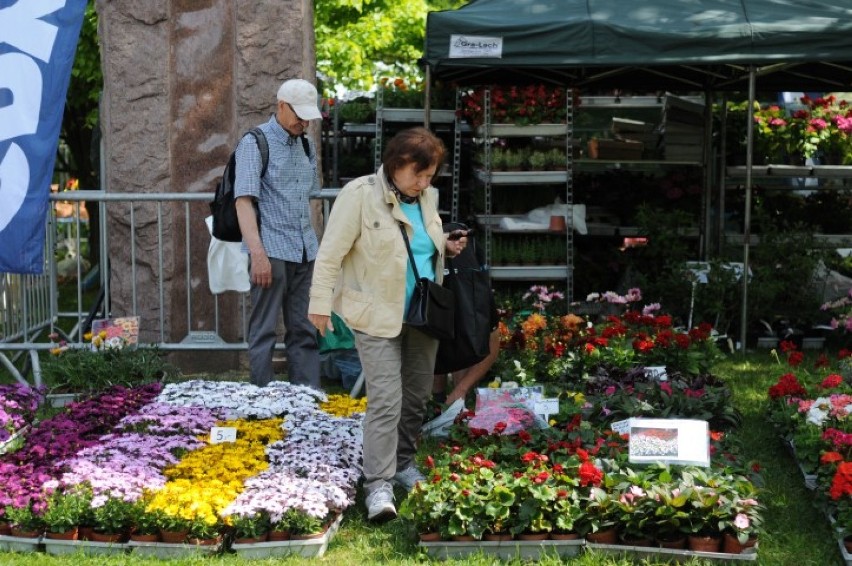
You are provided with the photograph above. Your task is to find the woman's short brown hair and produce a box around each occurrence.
[382,127,446,180]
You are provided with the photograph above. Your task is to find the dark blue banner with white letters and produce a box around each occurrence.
[0,0,88,274]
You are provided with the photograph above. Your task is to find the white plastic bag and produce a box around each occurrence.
[205,216,250,293]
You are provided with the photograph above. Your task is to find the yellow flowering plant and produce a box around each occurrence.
[320,394,367,417]
[146,479,237,538]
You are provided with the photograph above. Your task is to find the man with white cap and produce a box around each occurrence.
[234,78,324,389]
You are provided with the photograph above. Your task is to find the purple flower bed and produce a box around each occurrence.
[0,383,161,516]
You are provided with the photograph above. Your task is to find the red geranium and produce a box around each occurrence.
[768,372,807,399]
[578,461,603,487]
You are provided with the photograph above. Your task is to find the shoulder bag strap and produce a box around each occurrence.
[398,222,421,281]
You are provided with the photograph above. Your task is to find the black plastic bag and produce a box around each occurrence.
[435,223,493,374]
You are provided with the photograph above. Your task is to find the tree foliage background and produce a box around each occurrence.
[315,0,465,94]
[61,0,467,187]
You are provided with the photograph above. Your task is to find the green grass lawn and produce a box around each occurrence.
[0,352,845,565]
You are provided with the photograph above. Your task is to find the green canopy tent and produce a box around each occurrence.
[424,0,852,91]
[423,0,852,350]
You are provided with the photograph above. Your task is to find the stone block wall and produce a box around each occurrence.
[96,0,318,371]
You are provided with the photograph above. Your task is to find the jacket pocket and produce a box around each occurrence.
[340,287,373,329]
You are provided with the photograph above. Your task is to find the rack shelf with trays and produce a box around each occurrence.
[719,163,852,252]
[471,107,574,294]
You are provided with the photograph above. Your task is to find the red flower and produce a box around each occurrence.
[780,340,798,353]
[821,374,843,389]
[829,462,852,500]
[821,451,844,464]
[576,448,589,462]
[578,461,603,487]
[493,421,507,434]
[787,351,805,367]
[768,373,807,399]
[425,455,435,469]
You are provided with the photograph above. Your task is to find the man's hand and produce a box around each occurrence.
[309,313,334,337]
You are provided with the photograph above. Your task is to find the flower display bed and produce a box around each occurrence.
[42,537,128,556]
[230,513,343,559]
[0,534,42,553]
[765,340,852,564]
[586,540,757,562]
[420,537,584,560]
[0,380,363,561]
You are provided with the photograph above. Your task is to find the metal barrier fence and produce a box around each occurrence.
[0,190,274,387]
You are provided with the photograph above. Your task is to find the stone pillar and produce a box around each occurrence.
[96,0,318,371]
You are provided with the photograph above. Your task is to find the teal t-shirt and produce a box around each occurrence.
[400,202,437,316]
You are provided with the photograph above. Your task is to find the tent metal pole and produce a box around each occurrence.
[739,66,756,354]
[424,65,432,128]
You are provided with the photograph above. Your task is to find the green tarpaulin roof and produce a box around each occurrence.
[425,0,852,90]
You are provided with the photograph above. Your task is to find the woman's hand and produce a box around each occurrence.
[308,313,334,337]
[445,230,468,258]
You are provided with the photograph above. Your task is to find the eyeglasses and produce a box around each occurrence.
[286,103,308,122]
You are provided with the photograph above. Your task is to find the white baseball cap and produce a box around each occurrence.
[277,79,322,121]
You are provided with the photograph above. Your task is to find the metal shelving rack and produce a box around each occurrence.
[474,87,575,301]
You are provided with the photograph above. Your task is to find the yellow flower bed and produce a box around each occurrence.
[227,417,285,444]
[320,394,367,417]
[148,418,284,531]
[146,478,240,530]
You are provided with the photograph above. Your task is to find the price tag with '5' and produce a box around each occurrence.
[210,426,237,444]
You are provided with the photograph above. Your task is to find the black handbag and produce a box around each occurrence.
[399,223,455,341]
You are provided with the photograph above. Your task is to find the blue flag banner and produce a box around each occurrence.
[0,0,88,274]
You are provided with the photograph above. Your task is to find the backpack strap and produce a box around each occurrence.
[246,127,269,178]
[299,134,311,159]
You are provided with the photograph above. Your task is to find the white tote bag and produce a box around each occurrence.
[205,216,250,293]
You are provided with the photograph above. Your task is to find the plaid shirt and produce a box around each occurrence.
[233,115,319,262]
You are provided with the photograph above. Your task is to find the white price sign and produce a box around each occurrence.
[645,366,668,382]
[534,398,560,420]
[210,426,237,444]
[611,418,632,436]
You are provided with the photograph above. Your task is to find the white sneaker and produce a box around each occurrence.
[365,483,396,522]
[392,465,426,491]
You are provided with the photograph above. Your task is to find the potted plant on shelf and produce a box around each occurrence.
[399,478,452,541]
[528,150,548,171]
[90,493,136,542]
[41,486,90,540]
[4,501,45,538]
[282,508,326,539]
[578,486,619,543]
[127,499,159,542]
[228,509,271,544]
[720,491,764,554]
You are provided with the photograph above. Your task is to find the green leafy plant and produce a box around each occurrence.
[40,345,172,395]
[128,499,159,536]
[281,509,325,536]
[4,502,45,534]
[230,511,271,540]
[41,487,91,534]
[91,494,135,535]
[338,101,374,124]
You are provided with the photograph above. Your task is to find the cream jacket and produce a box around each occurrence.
[308,166,446,338]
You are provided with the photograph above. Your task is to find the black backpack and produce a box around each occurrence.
[209,128,313,242]
[209,127,269,242]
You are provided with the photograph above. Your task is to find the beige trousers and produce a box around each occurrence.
[354,325,438,495]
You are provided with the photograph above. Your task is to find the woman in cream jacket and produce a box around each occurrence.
[308,127,467,522]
